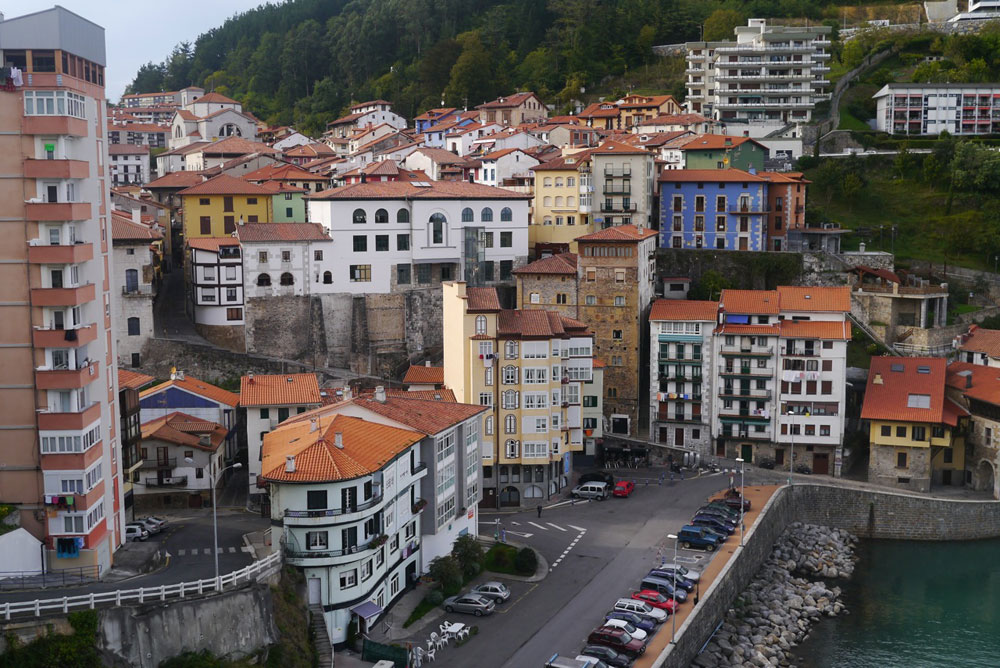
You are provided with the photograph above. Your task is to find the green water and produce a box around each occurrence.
[792,538,1000,668]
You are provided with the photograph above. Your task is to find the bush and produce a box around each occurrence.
[514,547,537,575]
[452,534,484,575]
[463,561,481,579]
[426,590,444,606]
[428,555,463,595]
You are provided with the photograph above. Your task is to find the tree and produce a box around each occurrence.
[840,39,867,70]
[841,172,864,210]
[703,9,744,42]
[427,555,463,595]
[452,534,484,578]
[444,32,495,107]
[689,270,732,301]
[514,547,537,575]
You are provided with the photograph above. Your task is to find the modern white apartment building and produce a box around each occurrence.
[685,19,832,132]
[873,83,1000,136]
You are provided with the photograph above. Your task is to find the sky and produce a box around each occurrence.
[3,1,270,100]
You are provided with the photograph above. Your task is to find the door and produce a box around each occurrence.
[307,578,322,605]
[125,269,138,293]
[658,427,668,443]
[740,443,753,463]
[813,453,829,475]
[674,428,685,447]
[46,184,58,203]
[775,448,786,467]
[716,439,726,457]
[941,469,952,486]
[156,446,169,467]
[481,487,497,508]
[739,237,748,250]
[611,417,629,434]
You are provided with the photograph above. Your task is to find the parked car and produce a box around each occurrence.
[630,589,678,613]
[586,627,645,660]
[443,593,496,616]
[471,581,511,603]
[613,597,668,623]
[135,517,162,535]
[613,481,635,498]
[601,619,647,641]
[125,524,148,541]
[545,655,600,668]
[657,563,701,583]
[677,526,724,551]
[691,514,736,535]
[640,576,689,603]
[605,610,655,633]
[571,481,610,501]
[757,457,775,470]
[579,471,615,487]
[723,488,751,511]
[143,516,169,529]
[795,464,812,474]
[647,569,694,592]
[578,645,632,668]
[696,507,740,525]
[574,655,613,668]
[698,503,739,519]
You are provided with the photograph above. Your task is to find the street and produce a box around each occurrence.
[435,470,735,667]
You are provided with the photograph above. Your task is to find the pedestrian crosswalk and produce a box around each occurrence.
[174,546,245,557]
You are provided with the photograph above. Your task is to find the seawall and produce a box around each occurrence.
[654,483,1000,667]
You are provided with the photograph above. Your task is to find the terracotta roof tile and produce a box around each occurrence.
[513,253,578,275]
[720,289,780,315]
[118,368,155,390]
[235,223,329,243]
[145,171,207,189]
[310,179,528,200]
[387,388,457,402]
[242,163,328,182]
[636,113,708,126]
[466,287,502,312]
[958,325,1000,358]
[261,414,423,483]
[574,224,657,243]
[194,92,239,105]
[531,151,593,172]
[351,394,486,435]
[402,365,444,385]
[140,374,240,407]
[476,92,542,110]
[680,134,768,151]
[187,237,240,252]
[497,310,591,338]
[177,173,277,196]
[777,286,850,312]
[946,361,1000,406]
[658,168,766,183]
[778,320,851,340]
[141,411,227,450]
[200,137,279,156]
[649,299,719,321]
[108,144,150,155]
[716,324,780,336]
[589,139,650,155]
[111,211,162,241]
[240,373,322,407]
[862,357,967,425]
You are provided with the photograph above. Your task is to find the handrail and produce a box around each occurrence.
[0,551,282,620]
[284,492,384,518]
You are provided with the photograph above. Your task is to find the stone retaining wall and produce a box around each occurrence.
[654,483,1000,667]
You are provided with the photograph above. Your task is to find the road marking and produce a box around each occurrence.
[547,523,567,532]
[228,546,237,553]
[510,521,521,526]
[177,549,186,556]
[505,530,534,538]
[205,548,213,555]
[527,521,547,530]
[567,524,587,532]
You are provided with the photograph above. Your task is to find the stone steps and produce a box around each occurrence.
[310,604,333,668]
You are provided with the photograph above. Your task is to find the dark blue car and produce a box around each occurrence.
[647,569,694,591]
[605,609,656,632]
[691,514,736,535]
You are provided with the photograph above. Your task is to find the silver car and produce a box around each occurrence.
[135,517,162,535]
[471,581,511,603]
[658,563,701,582]
[443,593,496,616]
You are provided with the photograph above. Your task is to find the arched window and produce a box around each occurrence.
[554,196,564,208]
[543,177,552,187]
[543,216,552,226]
[504,439,519,458]
[481,207,493,222]
[567,196,575,207]
[505,414,517,433]
[484,415,494,435]
[174,126,182,138]
[555,177,564,187]
[525,485,544,499]
[461,207,474,223]
[475,315,487,335]
[502,365,518,384]
[257,273,271,286]
[505,340,518,358]
[430,213,446,244]
[375,208,388,223]
[543,196,552,207]
[500,486,520,507]
[397,208,410,223]
[323,271,332,284]
[280,272,294,286]
[127,317,140,336]
[502,390,519,410]
[220,123,242,137]
[500,207,512,222]
[352,208,366,224]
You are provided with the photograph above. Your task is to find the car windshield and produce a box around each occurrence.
[619,632,633,643]
[623,622,636,633]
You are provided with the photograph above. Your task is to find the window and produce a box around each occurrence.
[505,440,519,458]
[375,208,389,223]
[397,208,410,223]
[505,340,519,359]
[475,315,487,335]
[350,265,371,282]
[881,426,891,438]
[353,208,366,224]
[501,207,512,222]
[896,426,907,438]
[586,295,596,305]
[896,451,907,468]
[912,426,926,441]
[608,387,617,398]
[360,560,373,581]
[396,265,410,284]
[614,296,625,307]
[505,414,517,433]
[612,329,622,340]
[127,317,140,336]
[485,415,493,435]
[376,235,389,251]
[430,213,446,244]
[503,366,518,384]
[257,273,272,287]
[462,208,474,223]
[307,490,327,510]
[502,391,519,410]
[200,216,211,235]
[24,90,86,119]
[556,294,567,304]
[417,264,431,284]
[500,231,512,247]
[353,235,367,252]
[481,208,494,222]
[530,293,540,304]
[523,368,547,384]
[279,272,294,287]
[484,366,493,386]
[397,234,410,251]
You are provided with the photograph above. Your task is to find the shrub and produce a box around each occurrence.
[426,590,444,606]
[463,561,481,579]
[452,534,484,576]
[490,545,512,569]
[514,547,537,575]
[428,555,463,595]
[866,343,878,355]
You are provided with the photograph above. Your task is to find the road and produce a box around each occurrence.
[436,470,734,667]
[0,510,268,603]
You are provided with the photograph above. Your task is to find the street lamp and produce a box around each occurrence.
[787,410,795,485]
[667,533,678,644]
[735,457,745,547]
[186,457,243,585]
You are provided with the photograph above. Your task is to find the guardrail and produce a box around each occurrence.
[0,551,281,621]
[0,565,101,591]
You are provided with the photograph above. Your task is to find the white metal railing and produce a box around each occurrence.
[0,550,281,621]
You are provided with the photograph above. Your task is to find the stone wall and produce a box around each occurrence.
[655,483,1000,667]
[655,249,804,291]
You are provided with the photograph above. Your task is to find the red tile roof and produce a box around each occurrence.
[111,212,162,241]
[118,368,155,390]
[716,324,780,336]
[350,394,487,435]
[414,107,457,121]
[946,361,1000,407]
[680,134,768,151]
[776,286,850,312]
[261,414,424,483]
[720,289,780,315]
[497,310,591,338]
[387,388,457,402]
[578,103,621,119]
[589,139,650,156]
[239,373,322,407]
[177,173,277,196]
[140,374,240,407]
[235,223,329,243]
[574,224,658,243]
[311,180,528,200]
[513,253,578,275]
[141,411,227,450]
[476,92,543,110]
[109,144,150,155]
[466,287,502,312]
[531,151,593,172]
[402,365,444,385]
[649,299,719,321]
[958,325,1000,358]
[778,320,851,340]
[187,237,240,252]
[862,357,967,426]
[658,168,765,183]
[200,137,279,156]
[145,171,207,189]
[193,92,239,105]
[637,113,709,126]
[242,163,328,182]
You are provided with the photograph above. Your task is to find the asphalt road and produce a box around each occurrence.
[435,470,734,667]
[0,510,268,603]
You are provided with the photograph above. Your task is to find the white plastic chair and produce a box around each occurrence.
[426,638,435,652]
[457,627,470,642]
[425,646,436,662]
[435,635,448,650]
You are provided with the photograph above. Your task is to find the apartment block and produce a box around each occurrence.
[0,6,124,572]
[589,141,656,229]
[530,150,594,256]
[873,83,1000,136]
[111,211,161,368]
[685,19,832,132]
[187,238,245,351]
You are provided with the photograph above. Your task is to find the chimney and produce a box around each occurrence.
[248,371,255,383]
[310,417,319,432]
[360,172,367,183]
[375,386,386,403]
[425,361,431,367]
[966,374,973,389]
[873,373,883,385]
[199,434,211,446]
[285,455,296,473]
[131,209,141,225]
[334,432,344,448]
[177,370,185,380]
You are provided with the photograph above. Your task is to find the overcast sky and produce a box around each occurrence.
[4,1,270,100]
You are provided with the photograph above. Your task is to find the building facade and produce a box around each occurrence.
[177,174,275,240]
[946,362,1000,500]
[588,141,656,230]
[187,238,245,351]
[658,169,770,251]
[0,7,124,573]
[111,211,161,368]
[530,151,593,255]
[108,143,150,186]
[136,412,226,509]
[873,83,1000,136]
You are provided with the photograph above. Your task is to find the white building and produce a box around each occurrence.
[475,149,540,189]
[235,223,334,298]
[187,237,245,338]
[108,143,150,186]
[240,373,323,499]
[272,131,312,151]
[307,180,530,293]
[445,123,502,156]
[323,100,407,141]
[957,325,1000,368]
[137,412,226,507]
[685,19,832,135]
[111,211,161,368]
[169,92,258,149]
[873,83,1000,136]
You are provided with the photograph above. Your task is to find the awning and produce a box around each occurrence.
[350,601,383,621]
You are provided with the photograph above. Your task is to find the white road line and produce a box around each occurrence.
[228,546,237,553]
[567,524,587,532]
[510,521,521,526]
[205,548,213,555]
[527,521,547,530]
[506,531,534,538]
[177,549,186,556]
[547,523,567,532]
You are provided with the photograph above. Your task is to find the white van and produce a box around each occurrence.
[571,481,609,501]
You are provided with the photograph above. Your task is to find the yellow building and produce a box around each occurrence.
[443,282,599,507]
[530,150,593,256]
[176,173,274,240]
[862,357,968,493]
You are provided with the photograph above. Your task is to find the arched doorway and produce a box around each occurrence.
[975,459,997,498]
[499,486,520,507]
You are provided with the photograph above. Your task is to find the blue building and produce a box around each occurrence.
[414,107,460,134]
[658,169,769,251]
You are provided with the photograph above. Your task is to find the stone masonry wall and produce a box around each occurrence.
[656,484,1000,667]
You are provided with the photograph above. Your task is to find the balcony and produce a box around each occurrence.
[140,457,177,469]
[719,364,772,377]
[122,285,155,297]
[23,159,89,179]
[31,283,95,307]
[717,409,770,421]
[719,387,772,400]
[25,202,92,222]
[600,202,638,213]
[35,361,100,390]
[784,347,818,357]
[720,344,772,356]
[410,461,428,476]
[33,324,97,349]
[23,116,89,137]
[37,401,101,431]
[721,429,772,441]
[603,184,632,195]
[655,412,703,423]
[145,476,188,487]
[603,167,632,177]
[27,242,93,265]
[283,537,382,562]
[283,492,385,521]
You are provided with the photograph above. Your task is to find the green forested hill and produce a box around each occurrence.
[126,0,847,135]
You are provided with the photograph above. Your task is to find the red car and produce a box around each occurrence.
[723,488,751,511]
[631,589,678,613]
[613,481,635,497]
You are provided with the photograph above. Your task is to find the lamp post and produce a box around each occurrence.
[735,457,745,547]
[787,410,795,485]
[667,533,678,644]
[187,457,243,585]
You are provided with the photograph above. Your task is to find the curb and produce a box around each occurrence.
[473,537,549,583]
[242,531,259,561]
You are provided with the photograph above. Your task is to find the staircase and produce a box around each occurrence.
[310,604,333,668]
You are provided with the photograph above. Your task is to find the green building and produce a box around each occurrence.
[266,184,308,222]
[681,135,768,172]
